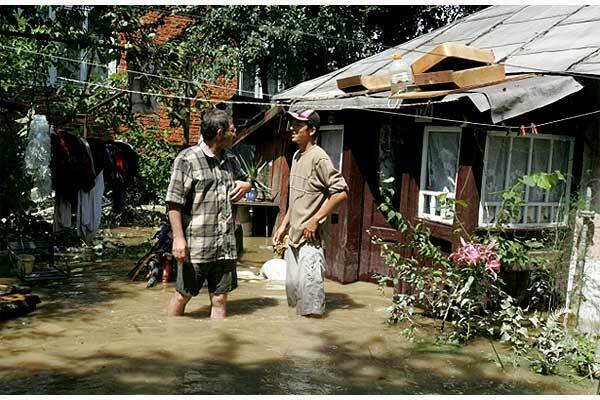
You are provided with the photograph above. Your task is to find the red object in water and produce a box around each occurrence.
[161,257,171,283]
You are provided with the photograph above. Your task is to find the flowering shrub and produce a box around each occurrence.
[373,175,600,378]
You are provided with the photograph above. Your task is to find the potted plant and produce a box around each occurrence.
[239,157,271,201]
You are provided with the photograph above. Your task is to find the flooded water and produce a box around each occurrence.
[0,230,596,395]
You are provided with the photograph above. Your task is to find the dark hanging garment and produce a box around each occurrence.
[50,130,77,207]
[103,141,139,214]
[113,141,139,185]
[87,138,110,177]
[69,136,96,193]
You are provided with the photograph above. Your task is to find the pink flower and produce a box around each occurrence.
[449,238,501,280]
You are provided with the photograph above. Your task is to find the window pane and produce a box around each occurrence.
[484,136,509,201]
[378,124,394,186]
[426,131,460,193]
[509,137,529,187]
[549,140,569,202]
[242,65,256,95]
[319,127,344,171]
[529,139,551,202]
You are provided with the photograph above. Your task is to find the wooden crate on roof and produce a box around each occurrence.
[411,42,495,75]
[413,64,506,90]
[336,74,390,93]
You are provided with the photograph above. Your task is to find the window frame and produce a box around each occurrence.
[418,125,463,225]
[479,131,575,228]
[237,64,283,99]
[47,6,116,86]
[318,124,345,171]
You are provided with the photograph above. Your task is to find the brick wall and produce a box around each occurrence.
[120,12,238,146]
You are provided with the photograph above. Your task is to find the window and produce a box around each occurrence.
[418,126,462,224]
[47,6,114,86]
[480,132,574,227]
[318,125,344,171]
[237,64,284,99]
[130,64,158,113]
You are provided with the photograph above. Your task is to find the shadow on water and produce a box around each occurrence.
[0,232,596,395]
[0,257,142,327]
[0,328,585,395]
[324,292,366,315]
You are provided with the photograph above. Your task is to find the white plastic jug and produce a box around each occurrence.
[389,52,413,95]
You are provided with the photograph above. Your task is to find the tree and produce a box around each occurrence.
[153,5,487,97]
[0,5,486,231]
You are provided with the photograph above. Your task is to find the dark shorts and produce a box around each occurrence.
[176,260,237,297]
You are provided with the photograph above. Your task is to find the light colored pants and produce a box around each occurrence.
[284,243,326,316]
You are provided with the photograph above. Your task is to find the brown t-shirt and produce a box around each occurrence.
[288,145,348,248]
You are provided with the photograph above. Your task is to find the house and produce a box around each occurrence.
[269,4,600,332]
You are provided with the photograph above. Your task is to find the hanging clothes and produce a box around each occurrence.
[104,140,139,213]
[77,171,105,243]
[76,137,105,243]
[53,194,72,231]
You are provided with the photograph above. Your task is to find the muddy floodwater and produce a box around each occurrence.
[0,229,596,395]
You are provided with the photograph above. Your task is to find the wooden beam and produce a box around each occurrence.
[413,64,506,90]
[336,74,390,93]
[390,73,534,99]
[411,43,495,75]
[87,91,128,113]
[233,105,283,146]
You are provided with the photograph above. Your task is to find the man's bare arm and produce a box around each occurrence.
[272,209,291,245]
[168,203,187,262]
[303,191,348,242]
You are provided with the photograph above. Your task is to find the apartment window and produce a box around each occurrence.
[479,132,574,227]
[418,126,462,224]
[48,6,113,85]
[237,64,284,99]
[318,125,344,171]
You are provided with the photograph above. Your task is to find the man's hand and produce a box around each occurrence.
[302,217,320,242]
[272,225,288,246]
[230,180,252,202]
[172,236,188,262]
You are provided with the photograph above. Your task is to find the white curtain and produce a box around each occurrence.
[426,132,460,193]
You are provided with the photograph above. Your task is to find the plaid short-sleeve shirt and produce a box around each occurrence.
[165,142,247,263]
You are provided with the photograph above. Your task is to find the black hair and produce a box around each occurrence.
[201,108,230,141]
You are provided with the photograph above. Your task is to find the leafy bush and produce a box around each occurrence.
[372,173,599,378]
[116,126,177,206]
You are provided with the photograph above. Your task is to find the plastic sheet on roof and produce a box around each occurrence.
[285,75,583,124]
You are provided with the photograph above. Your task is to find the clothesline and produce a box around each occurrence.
[57,75,600,131]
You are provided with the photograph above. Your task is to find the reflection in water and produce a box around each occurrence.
[0,234,595,394]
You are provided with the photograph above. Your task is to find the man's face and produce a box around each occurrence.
[219,119,236,148]
[288,119,314,147]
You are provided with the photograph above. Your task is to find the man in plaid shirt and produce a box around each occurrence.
[166,108,251,319]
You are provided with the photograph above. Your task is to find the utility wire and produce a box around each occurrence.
[0,43,268,97]
[4,9,600,97]
[59,74,600,130]
[56,75,457,110]
[8,42,600,130]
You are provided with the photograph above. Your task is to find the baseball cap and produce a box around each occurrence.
[286,108,320,127]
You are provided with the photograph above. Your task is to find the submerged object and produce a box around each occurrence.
[260,258,286,281]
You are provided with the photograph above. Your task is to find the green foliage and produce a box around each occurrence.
[529,308,570,375]
[239,156,271,196]
[492,171,566,227]
[373,172,596,378]
[116,127,177,205]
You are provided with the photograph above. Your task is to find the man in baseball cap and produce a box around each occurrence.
[286,108,320,128]
[274,107,348,318]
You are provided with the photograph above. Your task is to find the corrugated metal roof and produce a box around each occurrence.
[274,5,599,101]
